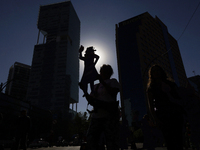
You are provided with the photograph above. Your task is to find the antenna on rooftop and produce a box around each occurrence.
[193,70,196,76]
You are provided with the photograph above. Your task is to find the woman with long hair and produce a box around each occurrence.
[146,64,185,150]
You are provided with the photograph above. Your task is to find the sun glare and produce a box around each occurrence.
[80,41,111,72]
[93,46,108,70]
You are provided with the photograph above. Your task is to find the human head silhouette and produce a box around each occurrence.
[148,64,167,80]
[100,64,113,80]
[85,46,96,55]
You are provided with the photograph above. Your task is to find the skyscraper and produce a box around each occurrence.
[5,62,31,101]
[188,75,200,94]
[116,12,187,125]
[27,1,80,119]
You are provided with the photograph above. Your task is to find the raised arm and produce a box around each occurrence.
[93,54,99,65]
[79,45,85,60]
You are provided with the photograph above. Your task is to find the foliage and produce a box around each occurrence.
[68,111,90,140]
[133,128,144,142]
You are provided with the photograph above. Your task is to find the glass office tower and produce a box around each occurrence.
[116,12,187,125]
[5,62,31,101]
[27,1,80,119]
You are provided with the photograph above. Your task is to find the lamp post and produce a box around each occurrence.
[0,79,14,93]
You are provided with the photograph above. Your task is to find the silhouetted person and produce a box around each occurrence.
[0,113,3,150]
[0,113,2,124]
[151,121,164,147]
[178,84,200,149]
[119,118,130,150]
[140,114,156,150]
[130,110,139,149]
[82,64,120,150]
[79,45,99,96]
[47,130,54,147]
[15,110,31,150]
[147,64,185,150]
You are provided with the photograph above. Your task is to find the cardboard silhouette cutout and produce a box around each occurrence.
[79,45,99,96]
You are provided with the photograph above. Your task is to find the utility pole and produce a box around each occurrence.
[0,82,3,92]
[0,79,14,93]
[193,70,196,76]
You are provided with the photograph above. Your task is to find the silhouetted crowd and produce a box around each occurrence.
[78,47,200,150]
[0,46,199,150]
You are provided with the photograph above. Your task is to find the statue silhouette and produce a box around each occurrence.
[79,45,99,96]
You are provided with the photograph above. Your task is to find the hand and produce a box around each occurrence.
[79,45,84,53]
[78,82,84,91]
[85,94,95,106]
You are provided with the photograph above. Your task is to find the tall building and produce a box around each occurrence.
[188,75,200,94]
[5,62,31,101]
[27,1,80,119]
[115,12,187,125]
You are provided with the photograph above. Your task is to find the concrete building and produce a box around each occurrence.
[5,62,31,101]
[26,1,80,119]
[188,75,200,94]
[115,12,187,125]
[0,92,52,141]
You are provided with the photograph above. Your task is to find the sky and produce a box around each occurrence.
[0,0,200,114]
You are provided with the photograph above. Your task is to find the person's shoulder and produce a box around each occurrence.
[110,78,118,81]
[108,78,119,84]
[165,80,177,87]
[26,116,31,122]
[165,79,174,84]
[94,83,100,87]
[108,78,120,88]
[23,116,31,120]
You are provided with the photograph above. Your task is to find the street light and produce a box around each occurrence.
[0,79,14,93]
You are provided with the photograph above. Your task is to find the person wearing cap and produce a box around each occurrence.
[79,45,99,96]
[14,110,31,150]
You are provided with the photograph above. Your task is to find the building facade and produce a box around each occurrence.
[188,75,200,94]
[0,92,53,142]
[5,62,31,101]
[116,12,187,125]
[26,1,80,119]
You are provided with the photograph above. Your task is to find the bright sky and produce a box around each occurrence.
[0,0,200,113]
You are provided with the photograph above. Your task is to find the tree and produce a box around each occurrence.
[68,111,90,141]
